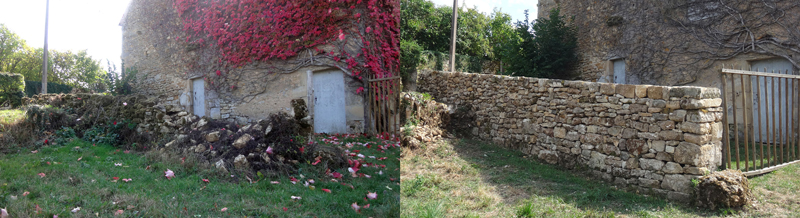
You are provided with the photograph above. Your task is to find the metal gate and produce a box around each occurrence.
[366,74,400,135]
[721,67,800,176]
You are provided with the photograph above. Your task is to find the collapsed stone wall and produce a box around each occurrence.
[24,94,193,136]
[21,93,321,176]
[418,71,724,201]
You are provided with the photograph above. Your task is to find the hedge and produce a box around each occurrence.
[24,81,73,97]
[0,72,25,107]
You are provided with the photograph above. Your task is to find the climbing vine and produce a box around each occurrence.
[172,0,399,101]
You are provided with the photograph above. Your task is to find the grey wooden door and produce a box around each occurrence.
[192,78,205,117]
[751,58,794,143]
[313,70,347,133]
[613,59,626,84]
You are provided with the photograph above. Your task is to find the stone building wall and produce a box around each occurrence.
[536,0,797,88]
[418,71,724,201]
[120,0,365,132]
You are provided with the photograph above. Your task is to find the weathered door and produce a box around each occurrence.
[313,70,347,133]
[613,59,626,84]
[192,78,205,117]
[751,58,794,143]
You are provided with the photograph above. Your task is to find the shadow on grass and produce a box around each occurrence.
[448,138,715,217]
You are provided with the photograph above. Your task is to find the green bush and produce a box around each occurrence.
[504,8,578,79]
[24,81,73,97]
[0,72,25,107]
[419,50,485,73]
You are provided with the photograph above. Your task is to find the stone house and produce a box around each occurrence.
[120,0,380,134]
[537,0,800,158]
[537,0,799,87]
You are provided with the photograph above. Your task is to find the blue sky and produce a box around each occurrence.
[0,0,132,69]
[428,0,539,24]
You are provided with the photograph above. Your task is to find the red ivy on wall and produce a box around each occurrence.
[172,0,399,83]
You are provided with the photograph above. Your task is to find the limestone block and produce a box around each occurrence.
[575,124,587,134]
[661,174,692,193]
[205,131,220,142]
[658,120,675,130]
[659,130,683,141]
[566,131,580,141]
[209,107,221,119]
[669,110,687,122]
[608,126,624,136]
[663,162,684,174]
[631,121,649,132]
[656,152,673,162]
[640,158,665,171]
[538,150,559,164]
[645,171,664,180]
[589,151,607,169]
[626,158,640,169]
[554,127,567,138]
[680,98,722,109]
[684,133,713,145]
[622,128,638,139]
[629,104,648,113]
[647,86,664,99]
[634,85,651,98]
[710,122,723,140]
[194,144,206,153]
[673,142,701,165]
[232,134,253,149]
[665,146,676,153]
[600,83,616,95]
[666,100,681,109]
[234,154,249,169]
[638,132,659,140]
[669,86,720,99]
[581,133,605,144]
[639,178,661,188]
[616,84,636,98]
[680,122,711,134]
[625,139,650,156]
[215,159,227,172]
[650,141,666,152]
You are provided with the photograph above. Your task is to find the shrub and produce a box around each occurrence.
[0,72,25,107]
[24,81,73,97]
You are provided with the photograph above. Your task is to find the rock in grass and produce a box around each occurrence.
[696,169,753,210]
[232,134,253,149]
[234,154,249,169]
[215,159,227,172]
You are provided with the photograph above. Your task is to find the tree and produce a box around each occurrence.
[0,24,109,92]
[505,8,578,79]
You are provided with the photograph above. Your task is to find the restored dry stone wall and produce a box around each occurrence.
[418,71,724,201]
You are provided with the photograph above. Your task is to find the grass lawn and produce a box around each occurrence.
[0,134,400,217]
[0,109,24,131]
[401,138,800,218]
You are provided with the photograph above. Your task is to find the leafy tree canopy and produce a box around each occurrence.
[504,8,578,79]
[0,24,109,92]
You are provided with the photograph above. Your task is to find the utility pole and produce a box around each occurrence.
[41,0,50,94]
[449,0,457,72]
